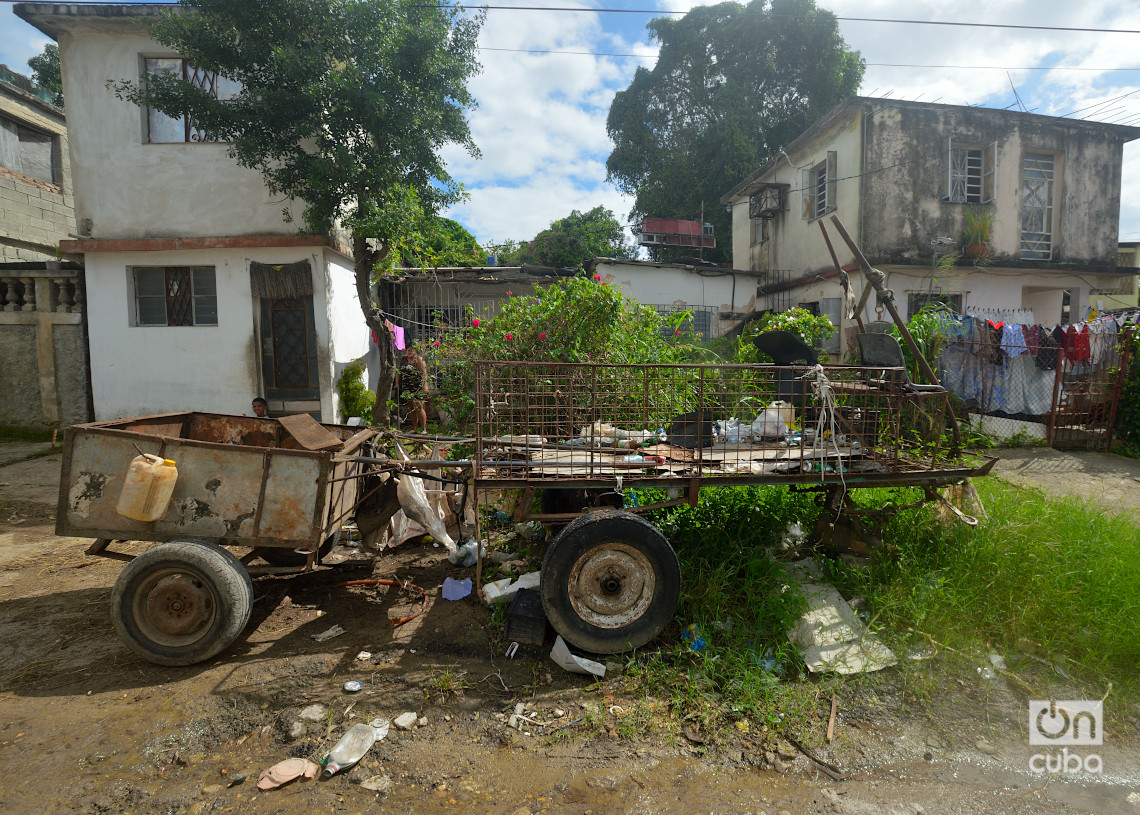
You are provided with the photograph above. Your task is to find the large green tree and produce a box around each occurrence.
[517,206,637,268]
[605,0,863,264]
[113,0,482,423]
[28,43,63,106]
[401,217,487,268]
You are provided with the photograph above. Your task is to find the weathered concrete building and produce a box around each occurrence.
[0,65,90,429]
[722,97,1140,349]
[17,3,369,422]
[0,64,75,263]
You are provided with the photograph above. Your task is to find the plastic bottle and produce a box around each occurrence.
[115,454,178,522]
[322,723,377,778]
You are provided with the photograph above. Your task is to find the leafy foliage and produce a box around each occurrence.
[887,304,954,383]
[400,217,487,268]
[336,360,375,423]
[605,0,863,264]
[27,43,63,106]
[110,0,484,424]
[728,307,836,363]
[1115,328,1140,457]
[516,206,637,268]
[430,275,693,426]
[482,238,525,266]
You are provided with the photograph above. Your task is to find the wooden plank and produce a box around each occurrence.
[277,413,344,452]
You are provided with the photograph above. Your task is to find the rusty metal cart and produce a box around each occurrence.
[472,359,995,654]
[56,412,385,666]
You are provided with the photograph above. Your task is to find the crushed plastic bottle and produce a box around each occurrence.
[322,723,377,778]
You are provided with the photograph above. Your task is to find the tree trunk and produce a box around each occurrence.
[353,232,397,426]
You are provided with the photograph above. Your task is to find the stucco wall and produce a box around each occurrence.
[83,247,331,420]
[55,26,300,239]
[594,261,760,336]
[730,106,863,278]
[860,102,1127,267]
[0,324,40,422]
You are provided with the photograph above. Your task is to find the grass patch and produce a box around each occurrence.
[825,477,1140,705]
[608,478,1139,739]
[0,425,55,443]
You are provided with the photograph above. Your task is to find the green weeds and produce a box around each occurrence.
[610,478,1139,739]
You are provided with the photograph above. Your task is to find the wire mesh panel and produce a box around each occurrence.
[473,362,953,486]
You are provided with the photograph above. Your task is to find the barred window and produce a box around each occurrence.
[144,57,240,143]
[134,266,218,326]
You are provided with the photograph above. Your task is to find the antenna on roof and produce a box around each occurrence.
[1007,73,1028,112]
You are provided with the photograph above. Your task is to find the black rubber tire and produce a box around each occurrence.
[255,531,338,567]
[111,540,254,666]
[541,510,680,654]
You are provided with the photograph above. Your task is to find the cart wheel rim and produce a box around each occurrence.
[566,541,655,629]
[134,569,217,646]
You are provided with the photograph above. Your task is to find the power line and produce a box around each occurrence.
[433,6,1140,36]
[478,46,1140,73]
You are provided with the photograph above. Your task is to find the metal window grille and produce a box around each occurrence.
[652,305,715,338]
[907,291,963,315]
[1020,152,1055,260]
[145,58,223,143]
[134,266,217,326]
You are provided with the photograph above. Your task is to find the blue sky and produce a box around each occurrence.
[3,0,1139,247]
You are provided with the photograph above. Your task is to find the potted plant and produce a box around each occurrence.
[963,204,995,260]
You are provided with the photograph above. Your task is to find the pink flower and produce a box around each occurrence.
[675,330,682,335]
[505,333,513,341]
[539,332,547,339]
[506,290,513,295]
[593,274,601,281]
[472,317,480,327]
[601,282,608,286]
[586,353,591,358]
[433,340,440,346]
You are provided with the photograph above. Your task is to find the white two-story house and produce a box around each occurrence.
[17,3,370,421]
[721,96,1140,352]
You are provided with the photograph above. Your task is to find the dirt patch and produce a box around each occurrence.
[0,455,1138,814]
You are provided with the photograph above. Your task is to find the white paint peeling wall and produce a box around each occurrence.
[322,251,370,422]
[56,26,299,239]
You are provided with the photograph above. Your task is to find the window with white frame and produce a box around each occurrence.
[945,137,995,204]
[134,266,218,326]
[802,151,837,220]
[144,58,240,143]
[1020,151,1055,261]
[0,113,58,184]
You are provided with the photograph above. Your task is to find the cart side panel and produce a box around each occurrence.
[57,428,164,538]
[257,454,325,542]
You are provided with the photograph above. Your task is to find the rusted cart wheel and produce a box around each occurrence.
[111,540,253,666]
[541,510,680,654]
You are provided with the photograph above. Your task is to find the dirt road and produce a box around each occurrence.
[1,449,1137,814]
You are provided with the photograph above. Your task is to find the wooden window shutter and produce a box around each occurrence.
[826,151,838,212]
[982,141,997,203]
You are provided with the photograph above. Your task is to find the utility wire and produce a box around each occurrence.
[426,5,1140,35]
[478,46,1140,73]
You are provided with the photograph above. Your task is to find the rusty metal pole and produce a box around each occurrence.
[828,215,962,452]
[817,220,865,333]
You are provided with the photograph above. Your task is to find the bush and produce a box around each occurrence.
[730,307,836,364]
[336,360,375,424]
[1116,329,1140,457]
[430,274,695,427]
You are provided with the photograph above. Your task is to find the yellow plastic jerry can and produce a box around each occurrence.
[115,454,178,522]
